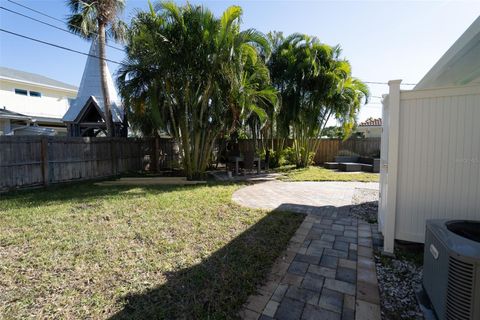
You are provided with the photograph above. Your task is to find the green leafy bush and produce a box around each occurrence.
[283,147,297,165]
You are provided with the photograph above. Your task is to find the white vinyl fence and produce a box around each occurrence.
[379,82,480,252]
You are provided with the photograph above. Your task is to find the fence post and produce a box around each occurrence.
[40,137,49,186]
[383,79,402,254]
[111,138,117,176]
[154,136,160,172]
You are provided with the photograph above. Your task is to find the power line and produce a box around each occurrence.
[0,28,124,66]
[0,6,124,52]
[5,0,124,51]
[7,0,67,24]
[4,0,420,88]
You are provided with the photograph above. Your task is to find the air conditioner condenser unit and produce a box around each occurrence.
[423,219,480,320]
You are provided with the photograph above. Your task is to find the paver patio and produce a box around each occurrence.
[232,181,379,209]
[233,181,382,320]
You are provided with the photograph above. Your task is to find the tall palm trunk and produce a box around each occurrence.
[98,21,114,137]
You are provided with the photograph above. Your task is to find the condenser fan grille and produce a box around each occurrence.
[446,256,474,319]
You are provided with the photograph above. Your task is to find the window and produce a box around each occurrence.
[29,91,42,97]
[14,89,28,96]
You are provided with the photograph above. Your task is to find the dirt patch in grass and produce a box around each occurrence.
[0,182,304,319]
[278,166,379,182]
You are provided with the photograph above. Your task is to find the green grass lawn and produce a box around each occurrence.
[0,182,303,319]
[279,166,379,182]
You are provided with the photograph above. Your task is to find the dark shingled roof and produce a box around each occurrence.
[359,118,382,127]
[0,66,78,91]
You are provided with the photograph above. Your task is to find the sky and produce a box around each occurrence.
[0,0,479,122]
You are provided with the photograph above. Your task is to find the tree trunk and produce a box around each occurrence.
[98,22,114,137]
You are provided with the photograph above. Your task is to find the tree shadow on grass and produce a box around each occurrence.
[108,210,305,320]
[108,201,372,319]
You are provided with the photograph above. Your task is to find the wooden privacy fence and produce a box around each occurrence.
[236,138,381,164]
[314,138,381,164]
[0,136,178,191]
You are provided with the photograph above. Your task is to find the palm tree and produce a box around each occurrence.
[267,33,369,167]
[67,0,127,137]
[118,2,275,179]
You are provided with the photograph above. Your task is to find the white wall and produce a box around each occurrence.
[381,84,480,247]
[0,79,77,119]
[357,126,382,138]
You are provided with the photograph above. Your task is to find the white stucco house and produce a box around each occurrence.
[379,16,480,253]
[0,66,78,135]
[356,118,382,138]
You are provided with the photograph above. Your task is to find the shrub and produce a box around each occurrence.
[283,147,297,165]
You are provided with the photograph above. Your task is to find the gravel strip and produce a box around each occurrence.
[374,254,424,320]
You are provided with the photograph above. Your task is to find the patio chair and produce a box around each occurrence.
[242,151,260,174]
[227,152,243,175]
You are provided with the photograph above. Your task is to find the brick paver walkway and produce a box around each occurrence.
[234,182,381,320]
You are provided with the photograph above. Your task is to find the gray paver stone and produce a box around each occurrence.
[311,239,334,249]
[336,267,356,284]
[288,261,309,276]
[358,230,371,238]
[285,285,320,305]
[357,246,373,259]
[342,307,355,320]
[336,236,357,244]
[318,288,344,313]
[301,272,325,292]
[344,230,357,238]
[324,278,356,295]
[333,241,349,252]
[262,300,280,317]
[324,248,348,259]
[294,253,321,265]
[358,238,373,247]
[301,304,341,320]
[348,250,357,261]
[308,264,336,278]
[355,300,381,320]
[338,258,356,270]
[282,273,304,286]
[320,255,338,268]
[321,233,336,242]
[357,268,377,285]
[356,281,380,305]
[275,297,304,320]
[344,294,355,310]
[332,224,345,231]
[271,283,289,302]
[357,256,375,271]
[305,246,324,257]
